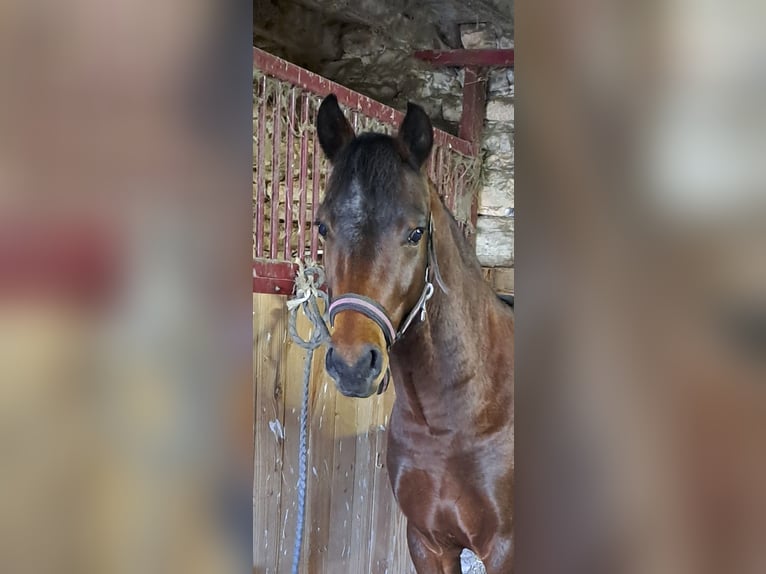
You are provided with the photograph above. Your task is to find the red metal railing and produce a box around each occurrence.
[253,48,480,294]
[253,48,477,157]
[414,49,514,68]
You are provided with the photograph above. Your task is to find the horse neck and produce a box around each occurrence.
[389,197,498,421]
[428,198,491,329]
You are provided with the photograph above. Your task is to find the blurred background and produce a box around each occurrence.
[0,0,253,572]
[0,0,764,572]
[516,0,766,573]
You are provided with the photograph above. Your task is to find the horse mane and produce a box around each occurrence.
[431,189,482,276]
[430,189,514,313]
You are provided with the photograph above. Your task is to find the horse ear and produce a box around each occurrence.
[317,94,354,162]
[398,102,433,169]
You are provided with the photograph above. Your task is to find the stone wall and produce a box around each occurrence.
[459,24,514,268]
[255,2,514,270]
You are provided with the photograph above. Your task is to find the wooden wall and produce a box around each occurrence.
[254,293,415,573]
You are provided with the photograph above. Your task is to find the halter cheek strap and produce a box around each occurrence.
[327,218,442,395]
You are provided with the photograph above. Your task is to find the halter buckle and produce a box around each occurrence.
[420,282,435,322]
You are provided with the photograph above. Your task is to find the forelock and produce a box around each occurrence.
[323,133,413,241]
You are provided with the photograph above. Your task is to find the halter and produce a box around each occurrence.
[327,216,447,394]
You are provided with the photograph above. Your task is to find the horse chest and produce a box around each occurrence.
[387,422,503,550]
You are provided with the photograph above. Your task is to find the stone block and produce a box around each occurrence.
[430,69,461,95]
[478,145,514,215]
[354,82,398,103]
[482,151,514,172]
[479,172,514,216]
[476,216,514,267]
[482,122,514,154]
[442,97,463,123]
[341,28,385,58]
[460,23,497,49]
[486,98,514,122]
[489,69,512,96]
[498,35,514,49]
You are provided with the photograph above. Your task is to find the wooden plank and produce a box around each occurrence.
[254,293,415,572]
[370,388,398,573]
[276,309,315,572]
[392,507,416,572]
[252,306,258,571]
[303,345,337,571]
[254,294,288,574]
[326,392,359,571]
[349,394,378,572]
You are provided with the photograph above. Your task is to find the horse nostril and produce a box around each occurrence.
[368,347,383,376]
[369,348,378,370]
[325,345,382,393]
[325,347,337,374]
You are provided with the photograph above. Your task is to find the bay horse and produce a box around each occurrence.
[315,94,514,573]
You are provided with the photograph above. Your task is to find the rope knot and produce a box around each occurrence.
[287,259,330,351]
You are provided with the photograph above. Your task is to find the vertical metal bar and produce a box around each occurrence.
[469,160,479,246]
[270,88,282,259]
[297,93,310,261]
[450,159,459,214]
[457,164,467,223]
[255,76,268,258]
[310,113,321,261]
[453,164,459,214]
[428,152,436,183]
[283,88,297,260]
[446,153,453,212]
[453,163,461,230]
[430,148,439,194]
[436,146,445,202]
[351,110,360,134]
[444,155,454,213]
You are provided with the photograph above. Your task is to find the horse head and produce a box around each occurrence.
[316,94,435,398]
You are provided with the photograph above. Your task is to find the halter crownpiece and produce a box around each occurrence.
[327,216,444,394]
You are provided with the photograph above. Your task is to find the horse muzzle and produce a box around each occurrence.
[325,343,385,398]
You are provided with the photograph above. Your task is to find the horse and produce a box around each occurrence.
[315,94,514,573]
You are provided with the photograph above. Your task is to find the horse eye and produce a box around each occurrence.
[315,221,328,237]
[408,227,425,245]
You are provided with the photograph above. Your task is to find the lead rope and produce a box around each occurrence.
[285,260,331,574]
